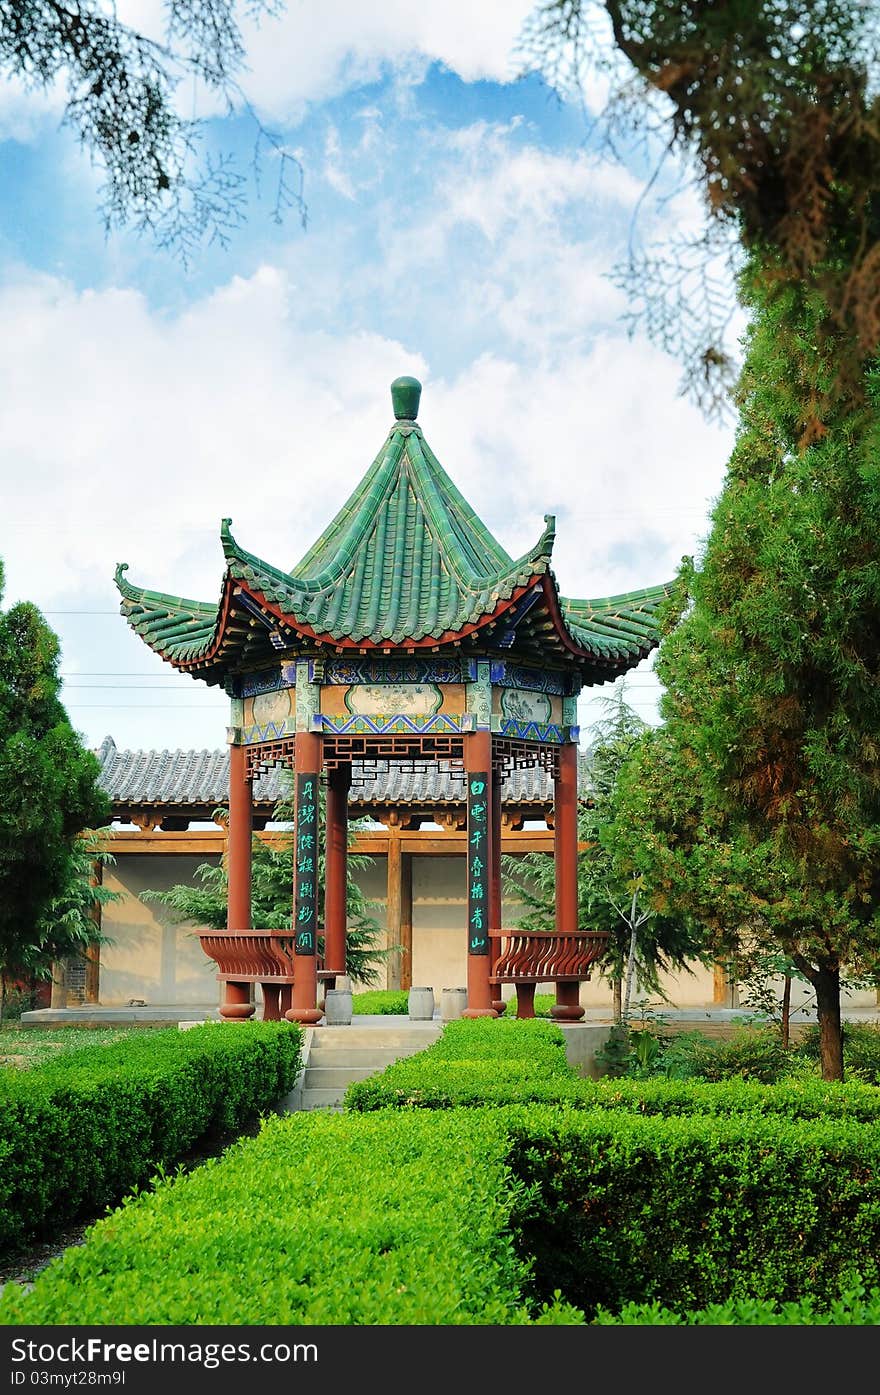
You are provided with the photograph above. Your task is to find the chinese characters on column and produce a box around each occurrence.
[468,774,489,955]
[294,773,318,955]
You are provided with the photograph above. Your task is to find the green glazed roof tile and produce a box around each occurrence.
[114,564,221,665]
[560,584,671,661]
[114,380,670,674]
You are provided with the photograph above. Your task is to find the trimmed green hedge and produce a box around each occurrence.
[0,1022,302,1258]
[505,1106,880,1317]
[0,1111,577,1326]
[575,1074,880,1123]
[3,1102,879,1325]
[347,1018,880,1122]
[345,1016,575,1111]
[425,1018,570,1060]
[594,1284,880,1324]
[350,990,410,1015]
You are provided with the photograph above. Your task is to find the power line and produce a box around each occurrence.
[60,672,192,677]
[63,684,225,690]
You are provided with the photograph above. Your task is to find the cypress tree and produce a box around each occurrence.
[616,271,880,1079]
[0,560,110,1003]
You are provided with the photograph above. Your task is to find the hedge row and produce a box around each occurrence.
[4,1102,880,1324]
[350,990,410,1015]
[345,1017,576,1111]
[0,1022,303,1258]
[594,1284,880,1325]
[504,1107,880,1317]
[575,1074,880,1123]
[0,1111,576,1326]
[346,1019,880,1122]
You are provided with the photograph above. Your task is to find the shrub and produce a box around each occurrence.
[346,1015,880,1119]
[427,1018,568,1058]
[350,990,409,1015]
[0,1022,302,1259]
[504,1106,880,1318]
[797,1021,880,1083]
[345,1017,577,1111]
[0,1111,556,1326]
[4,1102,880,1325]
[654,1026,795,1083]
[577,1075,880,1124]
[594,1281,880,1324]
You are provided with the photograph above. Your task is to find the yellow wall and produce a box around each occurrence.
[98,847,877,1012]
[101,856,220,1008]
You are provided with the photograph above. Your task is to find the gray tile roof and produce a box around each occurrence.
[95,736,555,810]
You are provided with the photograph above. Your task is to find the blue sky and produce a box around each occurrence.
[0,1,735,757]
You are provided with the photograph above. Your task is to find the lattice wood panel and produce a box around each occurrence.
[323,734,465,770]
[492,737,560,780]
[244,739,296,780]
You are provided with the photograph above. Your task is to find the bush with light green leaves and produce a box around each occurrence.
[4,1102,880,1325]
[345,1016,578,1111]
[0,1022,302,1258]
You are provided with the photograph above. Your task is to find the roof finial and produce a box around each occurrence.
[391,376,421,421]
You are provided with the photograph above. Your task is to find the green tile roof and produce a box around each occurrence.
[115,378,671,679]
[114,565,220,665]
[560,585,671,665]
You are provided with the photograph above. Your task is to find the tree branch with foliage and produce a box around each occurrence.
[1,0,306,260]
[521,1,880,428]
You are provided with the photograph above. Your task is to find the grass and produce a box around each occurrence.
[502,995,555,1018]
[0,1027,138,1070]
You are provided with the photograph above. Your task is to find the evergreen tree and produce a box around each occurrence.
[147,783,389,987]
[615,272,880,1080]
[0,560,110,1006]
[502,687,707,1020]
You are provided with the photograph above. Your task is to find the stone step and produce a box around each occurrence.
[308,1025,441,1050]
[303,1066,385,1089]
[300,1087,347,1111]
[306,1046,414,1070]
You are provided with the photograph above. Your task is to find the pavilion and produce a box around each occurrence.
[116,376,668,1022]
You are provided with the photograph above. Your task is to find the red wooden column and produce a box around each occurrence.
[286,731,324,1025]
[462,729,497,1018]
[222,741,255,1019]
[324,762,351,980]
[552,740,585,1021]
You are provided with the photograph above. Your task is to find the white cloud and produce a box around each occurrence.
[112,0,536,125]
[438,127,642,241]
[233,0,536,122]
[0,261,731,754]
[0,72,66,142]
[347,123,644,352]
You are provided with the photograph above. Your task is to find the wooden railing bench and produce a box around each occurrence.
[488,929,610,1020]
[197,929,335,1021]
